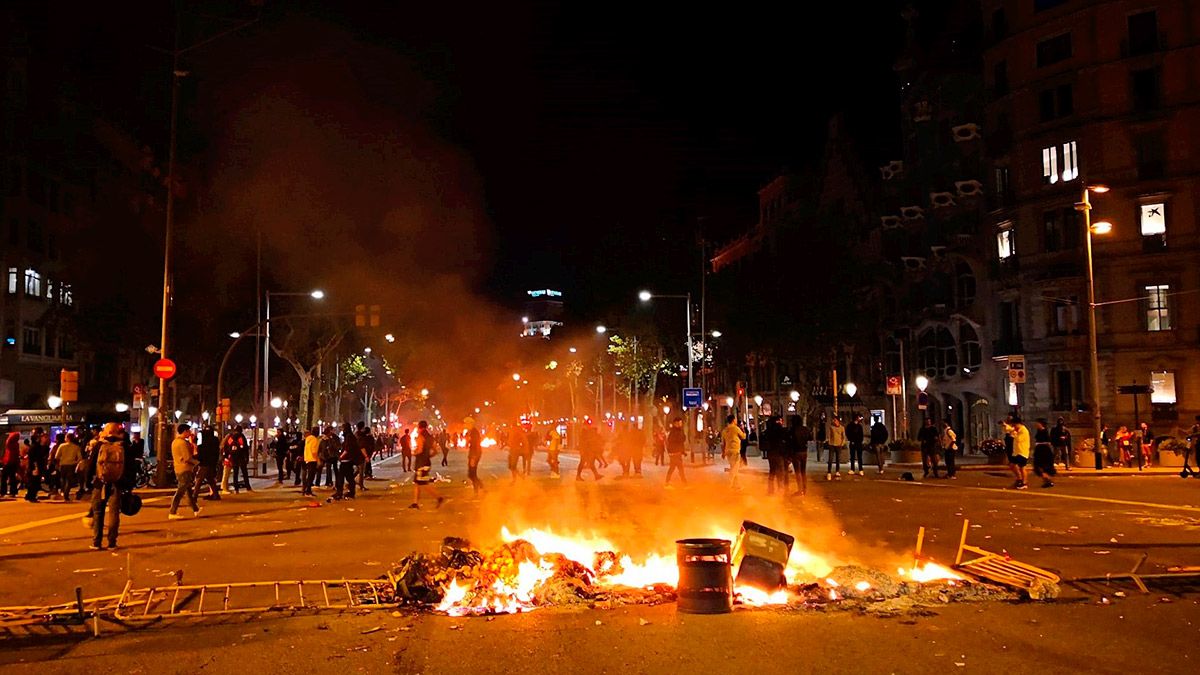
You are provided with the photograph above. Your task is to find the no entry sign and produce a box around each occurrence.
[153,358,177,380]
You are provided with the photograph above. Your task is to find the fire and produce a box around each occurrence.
[736,586,790,606]
[898,561,964,583]
[481,437,498,448]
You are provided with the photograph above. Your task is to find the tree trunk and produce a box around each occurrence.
[297,371,313,430]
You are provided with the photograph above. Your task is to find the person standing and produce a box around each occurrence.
[918,418,940,479]
[168,424,201,519]
[869,416,889,474]
[24,427,49,502]
[787,417,811,496]
[1050,417,1073,471]
[355,423,374,489]
[223,425,252,493]
[939,421,958,479]
[826,416,846,480]
[1138,422,1154,470]
[332,423,359,501]
[1032,418,1057,488]
[1185,416,1200,477]
[664,417,687,486]
[625,422,644,477]
[508,425,528,483]
[764,416,789,495]
[399,428,413,472]
[301,427,320,496]
[464,418,484,495]
[1,431,21,498]
[546,425,562,478]
[88,423,128,550]
[440,429,451,468]
[1003,415,1031,489]
[318,427,339,487]
[54,433,83,502]
[409,420,444,509]
[721,415,746,489]
[272,431,288,484]
[846,414,865,476]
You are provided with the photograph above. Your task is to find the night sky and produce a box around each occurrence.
[17,0,911,395]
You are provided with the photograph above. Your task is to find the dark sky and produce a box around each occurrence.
[23,0,909,362]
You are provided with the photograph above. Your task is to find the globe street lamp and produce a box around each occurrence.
[115,402,130,413]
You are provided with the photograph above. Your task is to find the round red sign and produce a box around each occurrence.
[153,358,177,380]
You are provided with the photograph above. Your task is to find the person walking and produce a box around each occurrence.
[825,416,846,480]
[939,421,958,479]
[272,431,288,484]
[331,423,359,501]
[664,417,687,486]
[869,416,889,474]
[54,433,83,502]
[399,428,413,472]
[1050,417,1073,471]
[1138,422,1155,469]
[576,420,603,481]
[302,427,320,496]
[1032,418,1057,488]
[193,425,222,501]
[787,417,811,496]
[222,425,251,493]
[464,418,484,494]
[721,415,746,489]
[508,425,528,483]
[1003,415,1031,489]
[1185,415,1200,477]
[918,418,940,479]
[409,420,444,509]
[846,414,865,476]
[88,423,128,550]
[355,422,375,488]
[168,424,201,520]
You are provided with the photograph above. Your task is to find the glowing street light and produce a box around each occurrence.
[1091,220,1113,235]
[753,395,763,407]
[363,347,372,354]
[725,396,735,407]
[662,405,671,415]
[915,375,929,392]
[174,410,183,420]
[47,395,62,410]
[310,289,325,299]
[844,382,858,398]
[271,397,283,409]
[201,411,210,421]
[638,290,653,302]
[512,373,521,382]
[234,413,243,424]
[384,333,395,343]
[115,402,130,413]
[149,406,159,418]
[420,388,430,397]
[228,331,240,339]
[790,390,800,402]
[710,330,722,338]
[595,325,607,334]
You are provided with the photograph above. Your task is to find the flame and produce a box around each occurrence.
[898,561,964,583]
[481,437,498,448]
[854,581,871,592]
[736,585,790,606]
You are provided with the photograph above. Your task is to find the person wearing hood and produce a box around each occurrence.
[2,431,21,498]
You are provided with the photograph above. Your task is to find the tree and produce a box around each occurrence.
[608,335,675,417]
[269,317,346,430]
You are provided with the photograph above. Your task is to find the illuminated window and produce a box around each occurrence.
[23,269,40,297]
[60,283,73,307]
[996,224,1015,260]
[6,267,15,295]
[1042,146,1058,184]
[1061,141,1078,181]
[1150,371,1176,404]
[1145,284,1171,331]
[1140,203,1165,236]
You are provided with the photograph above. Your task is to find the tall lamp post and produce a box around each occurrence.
[261,289,324,430]
[639,290,694,448]
[1078,184,1113,469]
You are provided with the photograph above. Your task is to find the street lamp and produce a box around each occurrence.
[790,390,800,402]
[753,394,763,407]
[263,289,324,439]
[915,375,929,392]
[1079,183,1113,469]
[420,388,430,397]
[595,325,607,334]
[228,332,240,339]
[234,413,243,424]
[512,373,521,382]
[47,395,62,410]
[201,411,210,422]
[725,396,735,408]
[115,402,130,413]
[844,382,858,398]
[271,396,283,409]
[384,333,395,343]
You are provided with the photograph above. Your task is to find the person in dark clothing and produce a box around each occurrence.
[917,418,940,479]
[25,427,50,502]
[787,417,811,496]
[272,432,287,484]
[869,417,889,474]
[409,420,444,509]
[332,423,359,501]
[399,428,413,472]
[2,431,21,497]
[1049,417,1072,471]
[1033,418,1057,487]
[764,416,788,495]
[355,422,374,489]
[665,418,687,486]
[577,421,602,481]
[847,414,866,476]
[464,419,483,495]
[288,431,305,487]
[227,427,252,492]
[318,427,339,487]
[193,425,222,500]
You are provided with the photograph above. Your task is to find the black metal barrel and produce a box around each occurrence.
[675,538,733,614]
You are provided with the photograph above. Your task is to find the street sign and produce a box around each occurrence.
[1007,355,1025,384]
[59,369,79,402]
[1117,384,1153,395]
[683,387,703,409]
[917,391,929,410]
[885,375,902,396]
[153,358,177,380]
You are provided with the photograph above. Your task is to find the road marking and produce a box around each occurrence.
[0,495,172,536]
[896,479,1200,513]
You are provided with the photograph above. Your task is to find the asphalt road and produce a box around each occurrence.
[2,448,1199,674]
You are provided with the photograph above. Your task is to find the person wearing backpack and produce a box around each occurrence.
[88,423,127,550]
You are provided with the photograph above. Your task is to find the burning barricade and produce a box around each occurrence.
[371,520,1031,618]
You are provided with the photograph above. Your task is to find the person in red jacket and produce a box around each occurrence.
[2,431,22,498]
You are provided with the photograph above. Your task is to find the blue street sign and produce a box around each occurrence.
[683,387,703,409]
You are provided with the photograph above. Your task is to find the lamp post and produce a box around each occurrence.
[915,375,929,423]
[1078,184,1113,469]
[639,290,694,452]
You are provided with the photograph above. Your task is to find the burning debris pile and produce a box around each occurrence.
[365,522,1035,618]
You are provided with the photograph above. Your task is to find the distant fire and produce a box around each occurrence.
[481,437,498,448]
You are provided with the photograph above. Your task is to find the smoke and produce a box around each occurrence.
[194,15,520,413]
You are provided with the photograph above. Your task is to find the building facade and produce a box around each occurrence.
[982,0,1200,441]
